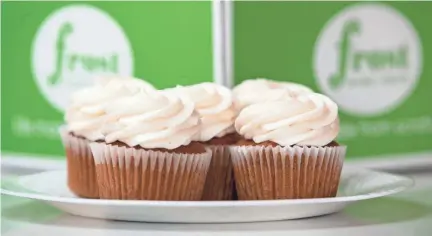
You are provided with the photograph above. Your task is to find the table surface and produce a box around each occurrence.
[2,167,432,236]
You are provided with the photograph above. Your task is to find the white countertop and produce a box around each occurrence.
[2,167,432,236]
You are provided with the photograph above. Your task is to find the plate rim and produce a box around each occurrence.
[1,169,414,207]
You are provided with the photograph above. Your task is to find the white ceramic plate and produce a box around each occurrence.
[1,168,413,223]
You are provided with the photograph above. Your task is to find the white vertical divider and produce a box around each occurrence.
[222,0,234,88]
[212,0,234,88]
[212,0,224,85]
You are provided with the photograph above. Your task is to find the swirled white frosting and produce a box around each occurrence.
[235,93,339,146]
[65,76,155,141]
[178,83,236,141]
[233,78,314,110]
[101,90,201,149]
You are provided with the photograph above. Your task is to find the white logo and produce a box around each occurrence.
[31,5,133,112]
[314,3,422,116]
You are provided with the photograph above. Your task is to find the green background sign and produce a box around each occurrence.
[2,1,431,164]
[1,1,214,158]
[233,2,432,159]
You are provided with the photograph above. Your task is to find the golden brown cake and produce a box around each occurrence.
[89,89,212,200]
[177,83,239,201]
[61,76,155,198]
[60,132,98,198]
[91,141,211,200]
[231,93,346,200]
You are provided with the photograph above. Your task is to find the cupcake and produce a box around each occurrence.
[230,93,346,200]
[61,76,154,198]
[233,78,314,110]
[178,82,238,200]
[89,89,212,200]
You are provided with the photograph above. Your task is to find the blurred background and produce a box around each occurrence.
[1,1,432,171]
[1,1,431,235]
[2,1,431,170]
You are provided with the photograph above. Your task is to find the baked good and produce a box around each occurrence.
[61,76,154,198]
[178,83,238,200]
[230,92,346,200]
[89,89,212,200]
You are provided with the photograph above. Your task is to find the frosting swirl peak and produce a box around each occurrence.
[102,90,201,149]
[235,93,339,146]
[233,78,314,110]
[65,77,155,140]
[179,83,236,141]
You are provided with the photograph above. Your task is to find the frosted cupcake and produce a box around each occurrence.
[90,90,212,200]
[179,82,238,200]
[61,76,154,198]
[233,78,314,110]
[230,93,346,200]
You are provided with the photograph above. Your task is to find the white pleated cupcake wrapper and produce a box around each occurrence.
[58,125,99,198]
[89,142,212,200]
[59,126,92,158]
[229,145,346,200]
[201,145,234,201]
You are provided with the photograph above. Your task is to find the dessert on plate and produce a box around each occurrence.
[61,76,154,198]
[178,82,238,200]
[230,92,346,200]
[61,76,346,202]
[89,89,212,200]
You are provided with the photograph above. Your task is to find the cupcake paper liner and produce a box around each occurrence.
[229,145,346,200]
[90,142,212,200]
[59,128,99,198]
[201,145,234,201]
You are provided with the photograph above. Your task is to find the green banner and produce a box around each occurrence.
[3,1,431,163]
[233,2,432,159]
[1,1,214,158]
